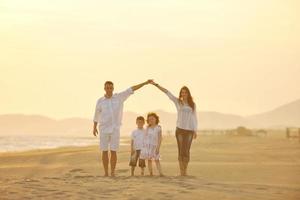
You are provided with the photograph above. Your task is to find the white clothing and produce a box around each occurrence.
[99,129,120,151]
[93,88,134,134]
[166,91,198,131]
[93,87,134,151]
[140,125,162,160]
[131,128,145,150]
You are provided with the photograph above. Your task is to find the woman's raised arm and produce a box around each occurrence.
[151,82,179,108]
[152,82,168,93]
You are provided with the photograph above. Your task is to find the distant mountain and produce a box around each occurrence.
[0,99,299,136]
[198,111,246,129]
[0,114,90,136]
[246,99,300,128]
[128,99,300,130]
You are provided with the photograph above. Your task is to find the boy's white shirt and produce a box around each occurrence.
[131,128,145,150]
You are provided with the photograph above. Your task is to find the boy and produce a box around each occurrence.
[129,116,146,176]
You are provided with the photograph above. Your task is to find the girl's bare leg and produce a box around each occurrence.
[148,160,153,176]
[155,160,163,176]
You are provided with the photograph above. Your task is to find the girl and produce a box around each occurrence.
[151,82,197,176]
[140,112,163,176]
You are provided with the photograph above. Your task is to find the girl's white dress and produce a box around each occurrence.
[140,125,161,160]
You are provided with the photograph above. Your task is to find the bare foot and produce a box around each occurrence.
[111,171,116,177]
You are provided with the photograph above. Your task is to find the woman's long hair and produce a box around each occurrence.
[178,86,195,111]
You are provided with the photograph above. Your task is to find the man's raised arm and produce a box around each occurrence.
[131,79,153,91]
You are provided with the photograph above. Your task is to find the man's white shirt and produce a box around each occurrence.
[93,88,134,134]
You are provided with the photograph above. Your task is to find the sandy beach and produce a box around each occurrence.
[1,135,300,200]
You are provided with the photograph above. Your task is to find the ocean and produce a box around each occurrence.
[0,135,129,152]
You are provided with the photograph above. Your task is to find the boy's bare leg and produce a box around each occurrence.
[141,167,145,176]
[102,151,109,176]
[110,151,117,177]
[131,166,135,176]
[148,160,153,176]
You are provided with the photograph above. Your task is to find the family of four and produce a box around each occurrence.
[93,80,198,177]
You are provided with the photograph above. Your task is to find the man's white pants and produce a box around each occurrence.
[99,129,120,151]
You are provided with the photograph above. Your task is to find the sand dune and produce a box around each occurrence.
[0,135,300,200]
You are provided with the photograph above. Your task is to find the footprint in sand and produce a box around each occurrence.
[256,187,268,190]
[157,191,174,199]
[8,191,18,195]
[69,168,84,173]
[73,175,94,179]
[116,169,130,174]
[43,177,59,180]
[24,178,40,183]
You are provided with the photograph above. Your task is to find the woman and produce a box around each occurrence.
[151,81,198,176]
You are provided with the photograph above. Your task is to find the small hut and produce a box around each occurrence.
[255,129,268,137]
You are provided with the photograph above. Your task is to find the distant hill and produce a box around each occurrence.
[0,99,299,136]
[141,99,300,130]
[246,99,300,128]
[0,114,90,136]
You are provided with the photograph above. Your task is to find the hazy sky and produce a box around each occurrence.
[1,0,299,119]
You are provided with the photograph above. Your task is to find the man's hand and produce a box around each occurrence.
[132,80,153,91]
[193,132,197,139]
[93,128,98,136]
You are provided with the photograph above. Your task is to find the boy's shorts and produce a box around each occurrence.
[129,150,146,168]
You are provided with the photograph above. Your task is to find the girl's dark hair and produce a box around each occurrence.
[146,112,160,125]
[178,86,195,111]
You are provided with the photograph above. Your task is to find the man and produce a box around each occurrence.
[93,80,152,176]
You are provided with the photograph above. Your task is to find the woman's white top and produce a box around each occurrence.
[166,91,198,132]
